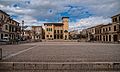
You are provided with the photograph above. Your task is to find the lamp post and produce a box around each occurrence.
[21,20,24,40]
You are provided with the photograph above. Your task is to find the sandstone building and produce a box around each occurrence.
[31,26,43,40]
[0,10,21,42]
[44,17,69,40]
[80,13,120,43]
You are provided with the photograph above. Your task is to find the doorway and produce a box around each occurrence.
[113,35,118,42]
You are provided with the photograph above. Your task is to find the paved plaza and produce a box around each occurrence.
[0,42,120,72]
[0,42,120,62]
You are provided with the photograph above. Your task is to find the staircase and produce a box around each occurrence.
[0,62,120,72]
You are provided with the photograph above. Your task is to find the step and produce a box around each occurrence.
[0,62,120,71]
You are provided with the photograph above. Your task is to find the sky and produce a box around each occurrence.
[0,0,120,31]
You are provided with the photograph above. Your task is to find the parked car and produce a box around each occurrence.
[0,37,9,42]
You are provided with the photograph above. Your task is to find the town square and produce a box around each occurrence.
[0,0,120,72]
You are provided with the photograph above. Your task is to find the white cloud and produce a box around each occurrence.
[0,0,119,30]
[69,16,111,31]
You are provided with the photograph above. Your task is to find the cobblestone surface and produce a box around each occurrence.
[0,42,120,62]
[0,44,35,59]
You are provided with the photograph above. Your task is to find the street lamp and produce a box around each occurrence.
[22,20,24,36]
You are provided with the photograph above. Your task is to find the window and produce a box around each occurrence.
[54,30,56,33]
[47,35,49,37]
[109,35,111,41]
[2,15,4,20]
[57,30,59,33]
[60,35,63,39]
[97,36,99,41]
[103,36,105,41]
[92,29,94,32]
[46,28,48,31]
[114,25,117,31]
[12,27,14,32]
[61,30,63,33]
[119,25,120,31]
[103,28,105,32]
[100,29,101,33]
[47,24,52,26]
[15,28,17,32]
[9,26,11,32]
[100,35,102,41]
[1,34,3,39]
[114,17,117,22]
[5,34,8,37]
[106,28,108,31]
[12,21,14,24]
[119,16,120,21]
[106,35,108,41]
[54,35,56,39]
[98,30,99,34]
[109,27,111,31]
[57,35,59,39]
[49,28,50,31]
[51,28,52,31]
[5,25,8,30]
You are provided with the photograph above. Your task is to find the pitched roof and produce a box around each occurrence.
[111,13,120,18]
[0,10,9,16]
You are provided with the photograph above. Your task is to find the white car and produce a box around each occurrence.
[1,37,9,42]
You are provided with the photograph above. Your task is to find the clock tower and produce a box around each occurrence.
[62,17,69,40]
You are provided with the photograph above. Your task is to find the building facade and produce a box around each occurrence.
[111,14,120,42]
[44,17,69,40]
[95,24,104,41]
[31,26,43,40]
[23,30,32,40]
[80,13,120,43]
[0,10,21,42]
[69,30,79,39]
[86,26,96,41]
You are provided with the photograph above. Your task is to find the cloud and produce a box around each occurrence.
[0,0,120,30]
[69,16,111,31]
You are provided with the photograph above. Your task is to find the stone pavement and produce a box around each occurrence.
[0,44,35,59]
[1,42,120,62]
[0,42,120,72]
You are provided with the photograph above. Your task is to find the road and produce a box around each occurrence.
[0,42,120,62]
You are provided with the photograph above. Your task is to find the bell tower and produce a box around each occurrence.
[62,17,69,40]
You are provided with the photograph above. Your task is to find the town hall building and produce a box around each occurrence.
[44,17,69,40]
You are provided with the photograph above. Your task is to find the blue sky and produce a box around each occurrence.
[0,0,120,30]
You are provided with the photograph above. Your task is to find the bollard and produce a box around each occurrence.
[0,48,2,60]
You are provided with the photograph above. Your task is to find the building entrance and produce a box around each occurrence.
[113,35,118,42]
